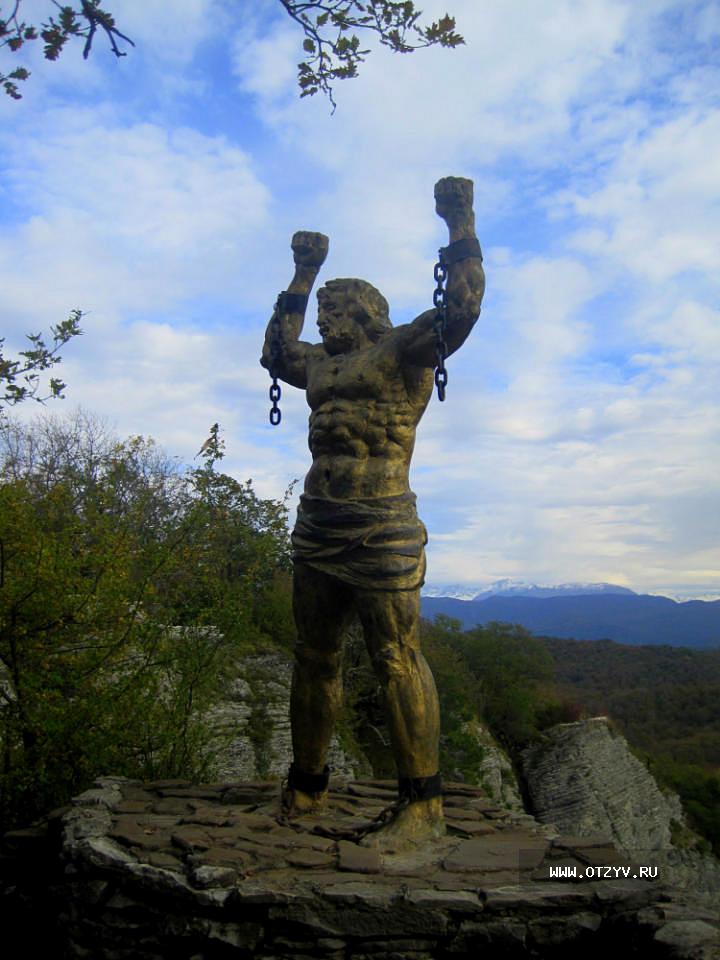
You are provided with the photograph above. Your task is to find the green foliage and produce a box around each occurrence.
[414,616,585,779]
[447,620,570,753]
[544,637,720,769]
[2,1,461,107]
[421,616,486,782]
[156,424,293,650]
[648,757,720,856]
[253,570,297,652]
[1,1,132,97]
[441,725,487,784]
[0,412,291,827]
[285,0,463,109]
[0,311,82,410]
[423,617,475,722]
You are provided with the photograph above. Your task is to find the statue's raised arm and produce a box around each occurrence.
[396,177,485,367]
[260,230,329,389]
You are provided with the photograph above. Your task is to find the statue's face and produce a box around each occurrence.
[317,287,367,355]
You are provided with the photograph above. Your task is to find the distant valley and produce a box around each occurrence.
[421,584,720,649]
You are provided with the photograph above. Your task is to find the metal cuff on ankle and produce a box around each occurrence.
[398,772,442,804]
[439,238,483,266]
[287,763,330,795]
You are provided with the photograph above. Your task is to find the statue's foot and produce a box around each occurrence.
[280,783,328,819]
[279,763,330,819]
[361,797,445,852]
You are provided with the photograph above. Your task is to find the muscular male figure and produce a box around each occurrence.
[261,177,485,844]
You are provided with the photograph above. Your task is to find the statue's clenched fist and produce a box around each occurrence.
[292,231,329,268]
[434,177,474,226]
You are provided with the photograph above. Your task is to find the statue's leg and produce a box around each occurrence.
[285,561,355,814]
[355,587,444,846]
[355,586,439,776]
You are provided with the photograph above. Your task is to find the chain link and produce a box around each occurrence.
[268,295,284,425]
[433,258,448,401]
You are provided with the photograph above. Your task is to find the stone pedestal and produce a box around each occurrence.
[2,778,718,959]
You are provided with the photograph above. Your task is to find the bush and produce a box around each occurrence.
[0,412,292,827]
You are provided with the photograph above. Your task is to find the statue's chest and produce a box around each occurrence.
[306,350,399,409]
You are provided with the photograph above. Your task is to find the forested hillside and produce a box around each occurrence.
[542,638,720,767]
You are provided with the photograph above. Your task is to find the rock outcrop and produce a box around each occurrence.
[4,776,719,959]
[521,717,682,852]
[206,654,366,782]
[521,717,720,898]
[461,719,524,813]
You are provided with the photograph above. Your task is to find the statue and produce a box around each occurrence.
[261,177,485,844]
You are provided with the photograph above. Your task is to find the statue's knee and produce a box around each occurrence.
[371,644,409,687]
[295,640,342,682]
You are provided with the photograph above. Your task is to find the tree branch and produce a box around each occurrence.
[0,309,83,410]
[279,0,463,111]
[0,0,133,96]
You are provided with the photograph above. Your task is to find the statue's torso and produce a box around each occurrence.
[304,338,433,500]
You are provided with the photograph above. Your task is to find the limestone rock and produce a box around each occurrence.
[460,718,524,812]
[205,653,364,782]
[521,717,682,852]
[521,716,720,899]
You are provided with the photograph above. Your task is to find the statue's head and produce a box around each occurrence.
[317,279,391,353]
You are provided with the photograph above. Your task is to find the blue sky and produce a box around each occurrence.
[2,0,719,599]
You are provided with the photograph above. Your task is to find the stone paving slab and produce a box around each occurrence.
[446,819,496,837]
[346,783,397,800]
[286,849,336,869]
[337,840,382,874]
[443,834,547,873]
[441,806,487,821]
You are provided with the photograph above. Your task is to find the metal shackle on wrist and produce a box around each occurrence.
[439,237,483,267]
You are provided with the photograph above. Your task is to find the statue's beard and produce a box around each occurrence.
[320,328,355,355]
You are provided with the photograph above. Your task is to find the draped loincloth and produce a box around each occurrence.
[291,492,427,591]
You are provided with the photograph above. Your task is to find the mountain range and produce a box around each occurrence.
[423,579,637,601]
[420,582,720,649]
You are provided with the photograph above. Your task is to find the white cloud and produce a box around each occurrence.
[0,102,281,475]
[117,0,221,65]
[9,112,269,250]
[563,110,720,282]
[3,0,719,599]
[1,109,272,327]
[236,0,632,163]
[231,13,299,100]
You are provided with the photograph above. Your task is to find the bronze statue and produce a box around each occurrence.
[261,177,485,845]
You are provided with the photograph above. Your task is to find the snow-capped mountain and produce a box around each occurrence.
[422,579,636,601]
[422,583,488,601]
